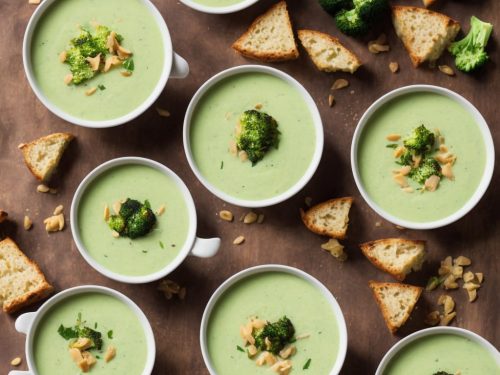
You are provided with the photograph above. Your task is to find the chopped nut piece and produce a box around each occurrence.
[442,256,453,267]
[393,173,408,188]
[85,87,97,96]
[295,333,310,340]
[53,204,64,215]
[270,360,292,374]
[402,186,414,193]
[233,235,245,245]
[424,311,440,326]
[442,163,454,180]
[120,70,132,77]
[399,165,412,176]
[243,211,258,224]
[393,146,405,158]
[443,274,458,290]
[439,312,456,326]
[219,210,234,222]
[438,295,455,315]
[331,79,349,90]
[64,73,73,85]
[424,175,440,192]
[37,184,50,193]
[463,271,474,283]
[104,55,121,72]
[104,345,116,363]
[438,135,445,145]
[279,345,296,359]
[29,0,41,4]
[439,144,448,153]
[155,107,170,117]
[239,150,248,162]
[257,213,265,224]
[103,205,110,221]
[59,51,67,63]
[475,273,484,283]
[462,282,480,291]
[255,103,263,110]
[44,214,64,232]
[467,289,477,302]
[328,94,335,107]
[78,359,90,372]
[117,45,132,59]
[369,43,390,53]
[451,265,463,278]
[81,351,96,366]
[389,62,399,73]
[454,256,471,266]
[375,221,382,227]
[412,154,422,168]
[155,204,166,216]
[69,348,83,363]
[24,215,32,230]
[86,53,101,71]
[18,143,26,149]
[229,140,237,156]
[10,357,22,366]
[113,201,121,215]
[106,31,118,53]
[439,65,455,76]
[111,230,120,238]
[386,133,401,141]
[247,344,258,357]
[70,338,92,351]
[250,317,266,329]
[321,239,347,261]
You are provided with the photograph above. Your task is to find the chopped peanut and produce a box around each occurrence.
[24,215,32,230]
[104,346,116,363]
[424,175,440,192]
[243,211,258,224]
[70,338,92,350]
[442,163,454,180]
[454,256,471,266]
[386,133,401,141]
[86,54,101,71]
[10,357,22,366]
[233,236,245,245]
[64,74,73,85]
[393,173,408,188]
[439,312,456,326]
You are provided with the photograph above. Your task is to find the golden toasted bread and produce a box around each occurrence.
[300,197,353,239]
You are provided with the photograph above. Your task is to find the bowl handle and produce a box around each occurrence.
[15,312,36,335]
[169,52,189,79]
[190,237,220,258]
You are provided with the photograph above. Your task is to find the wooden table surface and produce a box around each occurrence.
[0,0,498,374]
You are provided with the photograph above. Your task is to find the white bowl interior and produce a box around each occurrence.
[351,85,495,230]
[22,0,173,128]
[200,264,348,375]
[183,65,324,208]
[375,326,500,375]
[179,0,259,14]
[70,157,197,283]
[24,285,156,375]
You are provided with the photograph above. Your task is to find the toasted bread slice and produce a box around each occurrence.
[300,197,353,239]
[422,0,437,7]
[392,6,460,67]
[360,239,426,281]
[297,29,361,73]
[369,281,422,333]
[232,1,299,62]
[0,237,53,313]
[20,132,74,181]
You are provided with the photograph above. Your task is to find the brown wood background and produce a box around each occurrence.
[0,0,498,374]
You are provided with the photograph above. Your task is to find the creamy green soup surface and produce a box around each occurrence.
[383,333,500,375]
[78,164,189,276]
[31,0,164,121]
[34,292,147,375]
[190,72,316,201]
[358,92,486,222]
[207,272,340,375]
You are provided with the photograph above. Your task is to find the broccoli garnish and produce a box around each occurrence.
[409,157,441,185]
[57,314,104,351]
[318,0,353,15]
[254,316,295,354]
[353,0,388,22]
[335,8,369,36]
[236,110,280,165]
[107,198,156,239]
[403,125,435,153]
[66,48,95,84]
[448,16,493,73]
[78,326,103,351]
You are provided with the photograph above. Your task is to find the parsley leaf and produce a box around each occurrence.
[123,58,134,72]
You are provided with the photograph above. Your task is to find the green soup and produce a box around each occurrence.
[207,272,341,375]
[383,333,500,375]
[77,164,189,277]
[31,0,164,121]
[34,292,148,375]
[357,92,486,222]
[190,72,316,201]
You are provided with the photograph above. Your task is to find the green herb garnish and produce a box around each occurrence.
[386,143,398,148]
[159,241,165,249]
[236,345,245,352]
[303,358,312,370]
[220,161,224,169]
[107,330,113,339]
[123,58,135,72]
[98,84,106,90]
[57,313,104,350]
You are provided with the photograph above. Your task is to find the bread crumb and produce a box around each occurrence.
[10,357,22,366]
[53,205,64,215]
[389,62,399,73]
[331,79,349,90]
[85,87,97,96]
[37,184,50,193]
[233,236,245,245]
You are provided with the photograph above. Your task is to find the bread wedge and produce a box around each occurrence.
[20,132,74,181]
[0,237,53,313]
[232,1,299,62]
[392,6,460,67]
[298,29,361,73]
[360,239,426,281]
[369,281,422,333]
[300,197,353,239]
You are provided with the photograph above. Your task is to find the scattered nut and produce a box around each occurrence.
[59,51,67,63]
[233,235,245,245]
[53,204,64,215]
[463,271,474,283]
[37,184,50,193]
[219,210,234,222]
[443,274,459,290]
[64,74,73,85]
[155,107,170,117]
[104,345,116,363]
[257,213,265,224]
[10,357,22,366]
[386,133,401,141]
[247,344,258,357]
[158,279,184,300]
[69,348,83,363]
[113,201,121,215]
[239,150,248,162]
[278,345,296,359]
[462,282,480,292]
[424,311,440,326]
[328,94,335,107]
[439,312,456,326]
[331,79,349,90]
[18,143,26,149]
[454,256,471,266]
[467,289,477,302]
[375,221,381,227]
[438,295,455,315]
[70,338,92,351]
[120,70,132,77]
[321,239,347,261]
[111,230,120,238]
[85,87,97,96]
[85,53,101,71]
[243,212,258,224]
[389,62,399,73]
[229,140,238,156]
[44,214,64,232]
[475,273,484,283]
[255,103,263,110]
[103,205,110,221]
[156,204,166,216]
[439,65,455,76]
[24,215,32,230]
[103,55,121,72]
[451,265,463,278]
[49,188,58,194]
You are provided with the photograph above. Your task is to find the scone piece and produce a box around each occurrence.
[360,239,426,281]
[300,197,353,239]
[20,132,74,181]
[369,281,422,333]
[0,237,53,313]
[298,29,361,73]
[392,6,460,67]
[232,1,299,62]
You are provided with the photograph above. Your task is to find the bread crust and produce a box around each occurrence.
[300,197,353,239]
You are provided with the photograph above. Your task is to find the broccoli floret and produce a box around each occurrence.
[65,48,95,84]
[108,214,126,234]
[335,8,369,36]
[448,16,493,73]
[403,125,435,153]
[318,0,353,15]
[236,110,280,165]
[353,0,388,22]
[126,205,156,239]
[398,148,413,166]
[409,157,441,184]
[254,316,295,354]
[119,198,142,220]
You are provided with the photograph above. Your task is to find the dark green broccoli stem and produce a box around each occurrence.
[335,8,369,36]
[318,0,353,15]
[353,0,388,22]
[409,157,442,185]
[253,316,295,354]
[236,110,280,166]
[449,16,493,73]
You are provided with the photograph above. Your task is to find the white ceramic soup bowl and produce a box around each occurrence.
[179,0,259,14]
[23,0,189,128]
[70,157,220,284]
[8,285,156,375]
[375,326,500,375]
[351,85,495,230]
[200,264,348,375]
[183,65,324,208]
